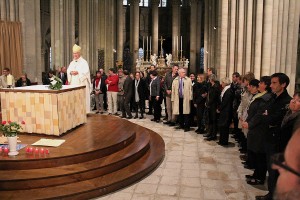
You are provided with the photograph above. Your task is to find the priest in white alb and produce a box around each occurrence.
[67,44,92,114]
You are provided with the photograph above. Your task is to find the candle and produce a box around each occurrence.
[29,147,33,153]
[45,149,49,154]
[174,37,175,51]
[26,147,30,153]
[7,74,13,86]
[4,147,8,153]
[150,36,151,52]
[177,36,179,52]
[143,36,144,50]
[181,36,182,51]
[0,147,2,153]
[147,36,148,51]
[35,148,39,154]
[40,148,44,154]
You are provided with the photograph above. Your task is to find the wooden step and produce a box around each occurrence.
[0,132,165,200]
[0,115,165,199]
[0,132,150,190]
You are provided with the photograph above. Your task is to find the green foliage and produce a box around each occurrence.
[1,120,25,137]
[48,75,63,90]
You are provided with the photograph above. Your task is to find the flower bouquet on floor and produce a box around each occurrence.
[1,120,25,156]
[49,75,63,90]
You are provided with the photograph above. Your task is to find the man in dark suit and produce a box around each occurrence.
[146,65,157,114]
[58,66,68,85]
[121,70,133,119]
[149,70,161,122]
[133,72,147,119]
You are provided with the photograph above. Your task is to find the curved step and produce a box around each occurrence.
[0,132,150,190]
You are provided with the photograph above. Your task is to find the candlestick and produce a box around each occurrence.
[181,36,182,51]
[150,36,151,52]
[177,36,179,52]
[143,36,144,50]
[147,36,148,52]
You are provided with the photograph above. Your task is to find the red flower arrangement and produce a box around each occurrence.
[1,120,25,137]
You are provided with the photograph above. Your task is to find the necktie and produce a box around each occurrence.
[179,78,183,98]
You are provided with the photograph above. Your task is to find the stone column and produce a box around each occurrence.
[203,0,209,70]
[280,0,290,72]
[116,0,124,62]
[19,0,42,83]
[261,0,273,75]
[151,0,159,55]
[10,0,17,21]
[219,0,229,78]
[0,0,6,20]
[189,0,198,72]
[275,0,284,72]
[236,0,245,74]
[172,0,181,60]
[270,0,279,75]
[132,0,140,68]
[196,0,203,71]
[244,0,253,73]
[51,0,75,69]
[228,0,236,77]
[253,0,263,78]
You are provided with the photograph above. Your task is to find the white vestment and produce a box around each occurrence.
[67,57,92,113]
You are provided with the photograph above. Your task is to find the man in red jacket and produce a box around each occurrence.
[105,68,119,115]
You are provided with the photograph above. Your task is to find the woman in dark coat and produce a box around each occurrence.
[217,77,234,145]
[279,92,300,152]
[243,76,273,185]
[204,74,220,141]
[193,74,208,133]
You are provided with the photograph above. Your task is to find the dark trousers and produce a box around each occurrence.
[134,100,145,117]
[120,96,132,117]
[178,98,189,129]
[196,104,205,130]
[253,152,267,181]
[208,108,217,136]
[148,99,153,114]
[219,125,229,144]
[265,141,279,195]
[103,92,108,110]
[151,96,161,120]
[232,111,240,133]
[189,101,197,126]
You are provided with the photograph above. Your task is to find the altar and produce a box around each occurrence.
[0,85,87,136]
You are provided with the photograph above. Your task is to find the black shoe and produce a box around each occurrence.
[169,122,176,126]
[175,126,183,130]
[114,113,119,116]
[163,121,171,125]
[195,128,200,132]
[244,164,254,170]
[217,141,228,146]
[146,112,153,115]
[108,113,112,115]
[206,136,217,141]
[139,116,144,119]
[255,193,272,200]
[245,174,254,179]
[155,120,160,123]
[184,128,190,132]
[134,115,138,119]
[151,118,155,121]
[247,178,264,185]
[203,133,212,137]
[163,117,168,121]
[127,116,133,119]
[120,115,126,118]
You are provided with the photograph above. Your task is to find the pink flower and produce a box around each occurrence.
[8,120,11,124]
[21,121,25,125]
[1,121,6,125]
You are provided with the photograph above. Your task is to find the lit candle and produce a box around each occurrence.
[40,148,44,154]
[181,36,182,51]
[0,147,2,153]
[35,148,39,154]
[26,147,30,153]
[45,149,49,154]
[147,36,148,51]
[4,147,8,153]
[29,147,33,153]
[150,36,151,52]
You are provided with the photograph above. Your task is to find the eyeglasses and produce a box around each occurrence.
[271,153,300,177]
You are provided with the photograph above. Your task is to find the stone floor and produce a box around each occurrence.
[94,113,268,200]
